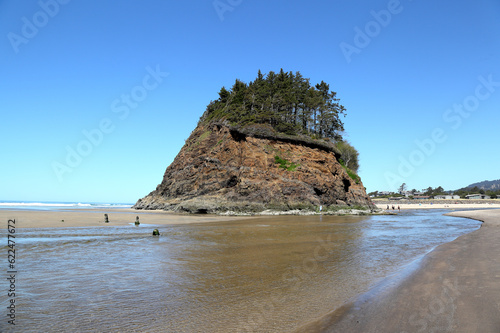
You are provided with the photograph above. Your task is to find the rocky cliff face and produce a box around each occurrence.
[133,122,374,213]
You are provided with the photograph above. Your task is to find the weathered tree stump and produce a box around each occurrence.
[152,229,160,236]
[135,216,140,225]
[104,214,109,223]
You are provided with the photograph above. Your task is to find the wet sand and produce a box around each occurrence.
[0,208,251,228]
[2,208,495,331]
[295,209,500,332]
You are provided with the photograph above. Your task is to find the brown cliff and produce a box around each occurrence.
[133,122,374,213]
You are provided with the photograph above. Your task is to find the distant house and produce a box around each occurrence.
[371,191,394,197]
[466,194,491,200]
[413,195,431,199]
[434,195,461,200]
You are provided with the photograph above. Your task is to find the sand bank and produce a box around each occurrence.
[0,208,251,228]
[295,208,500,332]
[376,202,500,210]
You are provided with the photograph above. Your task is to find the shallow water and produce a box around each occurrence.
[0,210,481,332]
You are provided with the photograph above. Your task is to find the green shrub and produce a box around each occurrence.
[275,122,299,136]
[338,158,360,184]
[274,155,299,171]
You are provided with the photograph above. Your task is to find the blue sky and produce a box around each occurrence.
[1,0,499,203]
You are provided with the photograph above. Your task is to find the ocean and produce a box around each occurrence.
[0,200,133,211]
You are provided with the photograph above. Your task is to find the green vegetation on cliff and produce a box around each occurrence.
[274,155,299,171]
[201,69,361,178]
[202,69,346,141]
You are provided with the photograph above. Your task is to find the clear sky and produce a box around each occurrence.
[1,0,499,203]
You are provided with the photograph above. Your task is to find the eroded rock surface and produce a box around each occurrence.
[134,123,373,213]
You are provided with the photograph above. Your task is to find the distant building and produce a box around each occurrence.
[413,195,432,199]
[466,194,491,200]
[434,195,461,200]
[372,191,393,197]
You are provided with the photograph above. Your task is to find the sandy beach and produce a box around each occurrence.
[295,208,500,332]
[4,203,498,229]
[0,208,250,228]
[3,207,499,331]
[375,201,500,210]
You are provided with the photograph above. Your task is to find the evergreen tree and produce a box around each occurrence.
[203,69,347,141]
[336,140,359,173]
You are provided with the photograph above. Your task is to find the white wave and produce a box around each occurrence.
[0,202,77,207]
[0,202,132,208]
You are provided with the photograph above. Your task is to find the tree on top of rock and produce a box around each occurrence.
[203,69,347,141]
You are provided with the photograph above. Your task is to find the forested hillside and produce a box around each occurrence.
[465,179,500,191]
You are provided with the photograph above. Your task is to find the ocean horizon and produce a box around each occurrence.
[0,200,134,211]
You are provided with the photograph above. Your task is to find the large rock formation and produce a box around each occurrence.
[133,121,374,213]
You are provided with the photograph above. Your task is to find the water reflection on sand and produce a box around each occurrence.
[4,210,480,332]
